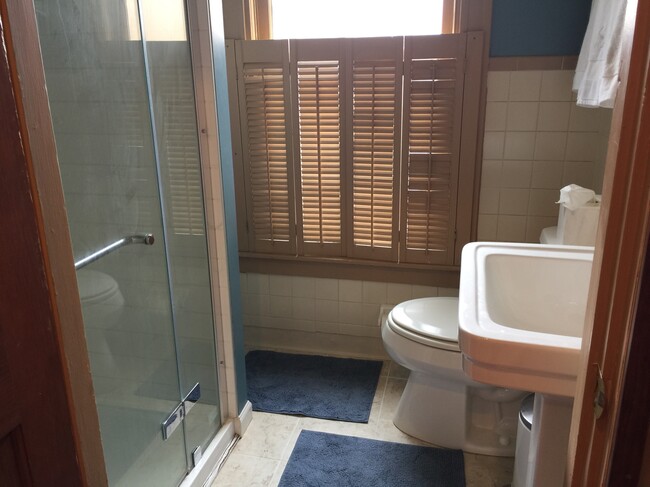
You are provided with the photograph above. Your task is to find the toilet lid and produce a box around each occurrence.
[76,269,120,304]
[390,297,459,343]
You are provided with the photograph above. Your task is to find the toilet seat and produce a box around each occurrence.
[77,269,121,305]
[387,297,460,352]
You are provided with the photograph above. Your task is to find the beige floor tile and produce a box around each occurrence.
[379,377,406,421]
[268,459,289,487]
[212,453,279,487]
[234,412,299,460]
[388,361,410,379]
[464,452,515,487]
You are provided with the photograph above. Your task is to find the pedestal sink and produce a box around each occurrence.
[458,242,594,487]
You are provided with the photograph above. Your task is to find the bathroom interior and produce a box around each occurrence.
[1,0,648,486]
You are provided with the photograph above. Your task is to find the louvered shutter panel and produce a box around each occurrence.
[346,38,403,261]
[235,40,296,254]
[400,35,467,265]
[290,39,345,256]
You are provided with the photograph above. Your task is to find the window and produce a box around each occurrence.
[227,32,483,268]
[246,0,456,40]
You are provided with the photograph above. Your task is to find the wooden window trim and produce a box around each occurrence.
[239,252,461,287]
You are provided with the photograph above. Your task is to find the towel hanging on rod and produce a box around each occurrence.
[573,0,628,108]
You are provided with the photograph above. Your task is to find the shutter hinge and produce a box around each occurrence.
[593,363,606,420]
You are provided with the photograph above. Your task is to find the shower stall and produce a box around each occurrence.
[34,0,227,484]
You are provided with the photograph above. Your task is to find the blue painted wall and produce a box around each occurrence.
[209,0,248,414]
[491,0,592,57]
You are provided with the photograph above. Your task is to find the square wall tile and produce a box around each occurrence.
[269,296,292,318]
[499,189,530,216]
[485,102,507,131]
[314,277,338,300]
[506,102,539,131]
[528,189,560,217]
[487,71,510,102]
[508,71,542,101]
[338,301,364,325]
[247,273,269,295]
[534,132,567,161]
[411,285,438,299]
[565,132,599,162]
[504,132,536,160]
[477,214,498,240]
[496,215,527,242]
[292,297,315,320]
[338,279,363,302]
[540,71,574,101]
[363,281,387,304]
[483,132,505,159]
[563,161,595,188]
[537,102,571,132]
[480,160,502,188]
[314,299,339,323]
[269,275,292,296]
[569,105,603,132]
[501,161,532,188]
[292,276,315,298]
[479,187,500,214]
[387,283,412,304]
[532,161,564,189]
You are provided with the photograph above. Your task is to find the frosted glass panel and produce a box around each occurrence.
[35,0,220,484]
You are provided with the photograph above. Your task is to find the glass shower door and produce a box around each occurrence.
[34,0,220,485]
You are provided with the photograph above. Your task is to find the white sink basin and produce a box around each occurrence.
[458,242,593,397]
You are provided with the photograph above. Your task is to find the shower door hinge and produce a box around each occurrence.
[161,382,202,440]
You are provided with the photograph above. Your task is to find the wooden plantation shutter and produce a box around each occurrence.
[235,40,296,254]
[346,37,403,261]
[290,39,345,257]
[400,34,467,265]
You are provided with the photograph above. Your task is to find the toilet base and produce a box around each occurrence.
[392,371,520,456]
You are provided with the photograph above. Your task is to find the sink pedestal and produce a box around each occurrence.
[523,393,573,487]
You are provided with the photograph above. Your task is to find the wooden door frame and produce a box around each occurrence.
[568,0,650,485]
[1,0,107,484]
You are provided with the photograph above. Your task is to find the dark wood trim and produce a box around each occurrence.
[2,0,107,484]
[0,2,93,484]
[568,0,650,485]
[608,237,650,486]
[239,254,461,287]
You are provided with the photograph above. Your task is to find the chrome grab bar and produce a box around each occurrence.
[74,234,155,270]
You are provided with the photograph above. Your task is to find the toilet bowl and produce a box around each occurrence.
[381,296,524,456]
[77,269,125,380]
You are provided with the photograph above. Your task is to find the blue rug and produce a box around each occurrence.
[279,430,466,487]
[245,351,382,422]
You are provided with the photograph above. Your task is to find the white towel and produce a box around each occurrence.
[573,0,628,108]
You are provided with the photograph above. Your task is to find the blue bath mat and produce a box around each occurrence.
[245,350,382,422]
[279,430,466,486]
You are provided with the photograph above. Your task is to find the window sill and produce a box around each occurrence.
[238,252,460,287]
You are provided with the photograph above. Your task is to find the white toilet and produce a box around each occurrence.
[381,296,524,456]
[77,269,125,383]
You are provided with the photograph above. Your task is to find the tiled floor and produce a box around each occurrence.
[213,361,514,487]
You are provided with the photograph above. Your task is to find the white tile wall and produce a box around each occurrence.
[479,70,612,243]
[241,273,457,359]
